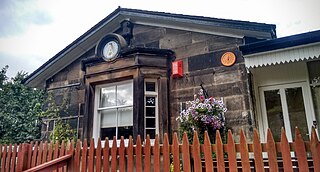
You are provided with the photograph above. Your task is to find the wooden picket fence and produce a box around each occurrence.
[0,127,320,171]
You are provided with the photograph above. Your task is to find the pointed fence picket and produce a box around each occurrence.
[1,127,320,171]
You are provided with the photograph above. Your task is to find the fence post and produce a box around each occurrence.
[16,143,30,172]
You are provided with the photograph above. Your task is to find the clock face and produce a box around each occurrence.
[102,41,119,60]
[221,52,236,67]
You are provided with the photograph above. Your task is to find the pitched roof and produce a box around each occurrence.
[23,7,276,88]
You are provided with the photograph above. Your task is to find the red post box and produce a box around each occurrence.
[172,60,183,78]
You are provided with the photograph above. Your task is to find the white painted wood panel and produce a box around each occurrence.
[244,43,320,68]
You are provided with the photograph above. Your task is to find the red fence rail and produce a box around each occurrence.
[0,127,319,171]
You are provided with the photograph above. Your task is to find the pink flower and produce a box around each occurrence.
[200,95,204,102]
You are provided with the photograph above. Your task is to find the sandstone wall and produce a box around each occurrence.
[43,24,255,141]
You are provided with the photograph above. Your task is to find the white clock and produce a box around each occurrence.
[95,33,127,61]
[102,40,120,60]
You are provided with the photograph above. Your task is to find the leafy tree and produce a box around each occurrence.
[0,66,45,144]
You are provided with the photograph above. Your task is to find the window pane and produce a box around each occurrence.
[118,126,133,139]
[286,87,309,141]
[100,86,116,107]
[312,86,320,134]
[146,118,155,128]
[146,97,156,106]
[117,82,133,106]
[146,107,155,117]
[146,82,155,92]
[308,60,320,84]
[264,89,283,142]
[42,122,48,131]
[118,107,133,126]
[101,127,116,140]
[146,129,156,138]
[48,121,54,131]
[101,109,116,128]
[65,118,78,129]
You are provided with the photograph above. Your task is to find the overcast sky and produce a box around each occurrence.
[0,0,319,78]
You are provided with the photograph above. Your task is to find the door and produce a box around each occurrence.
[259,82,315,142]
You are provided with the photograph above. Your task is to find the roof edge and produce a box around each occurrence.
[239,30,320,56]
[22,7,123,85]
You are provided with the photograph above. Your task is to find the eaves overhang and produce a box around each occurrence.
[23,7,276,88]
[239,30,320,68]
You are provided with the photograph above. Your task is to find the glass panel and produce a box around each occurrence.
[100,127,116,140]
[286,87,309,141]
[101,109,116,128]
[48,120,54,131]
[308,61,320,134]
[41,122,47,131]
[146,107,155,117]
[146,129,156,138]
[264,89,283,142]
[118,107,133,126]
[65,118,78,129]
[100,86,116,107]
[118,126,133,139]
[146,82,156,92]
[311,86,320,134]
[308,60,320,85]
[117,82,133,106]
[146,97,156,106]
[146,118,155,128]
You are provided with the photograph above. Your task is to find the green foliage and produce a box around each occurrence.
[0,66,45,144]
[39,93,77,143]
[50,121,77,143]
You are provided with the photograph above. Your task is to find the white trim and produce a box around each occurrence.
[144,79,159,140]
[244,43,320,68]
[258,82,315,142]
[93,80,133,143]
[134,21,244,39]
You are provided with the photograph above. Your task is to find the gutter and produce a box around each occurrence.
[240,30,320,56]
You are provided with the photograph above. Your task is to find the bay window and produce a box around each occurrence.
[93,80,133,141]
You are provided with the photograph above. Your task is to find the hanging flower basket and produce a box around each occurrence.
[176,89,227,144]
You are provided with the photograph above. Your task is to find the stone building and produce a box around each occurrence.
[23,8,276,142]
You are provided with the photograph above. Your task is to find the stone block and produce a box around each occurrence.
[54,94,64,106]
[70,91,79,105]
[206,81,247,97]
[214,70,242,84]
[171,72,214,90]
[77,89,86,103]
[133,24,158,35]
[133,28,166,45]
[173,41,209,59]
[207,36,242,52]
[160,32,192,49]
[52,71,67,82]
[170,88,195,102]
[224,95,245,111]
[191,32,215,43]
[67,67,80,81]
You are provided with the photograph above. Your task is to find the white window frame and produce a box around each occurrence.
[93,80,133,146]
[144,79,159,141]
[258,82,315,142]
